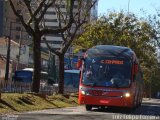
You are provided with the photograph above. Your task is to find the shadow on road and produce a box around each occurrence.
[91,103,160,116]
[0,99,18,111]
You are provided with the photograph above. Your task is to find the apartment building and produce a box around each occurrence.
[42,0,98,50]
[2,0,98,69]
[42,0,98,67]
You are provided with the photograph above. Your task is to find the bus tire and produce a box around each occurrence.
[100,106,105,110]
[137,98,142,107]
[86,105,92,111]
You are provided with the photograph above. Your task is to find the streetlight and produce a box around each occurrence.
[16,28,22,70]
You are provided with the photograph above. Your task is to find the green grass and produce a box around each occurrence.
[0,93,78,114]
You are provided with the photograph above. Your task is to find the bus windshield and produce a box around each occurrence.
[82,57,132,88]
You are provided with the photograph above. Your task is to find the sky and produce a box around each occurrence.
[98,0,160,17]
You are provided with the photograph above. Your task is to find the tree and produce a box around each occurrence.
[75,11,158,95]
[8,0,74,93]
[8,0,97,94]
[43,0,97,94]
[146,13,160,48]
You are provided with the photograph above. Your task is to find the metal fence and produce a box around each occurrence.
[0,80,78,95]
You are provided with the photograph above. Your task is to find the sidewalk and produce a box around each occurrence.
[142,98,160,105]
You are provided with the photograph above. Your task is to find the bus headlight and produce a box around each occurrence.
[124,92,130,98]
[81,90,89,95]
[81,90,86,95]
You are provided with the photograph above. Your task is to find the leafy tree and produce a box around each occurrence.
[146,13,160,48]
[9,0,97,94]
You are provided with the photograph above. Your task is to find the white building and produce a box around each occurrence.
[42,0,98,50]
[41,0,98,67]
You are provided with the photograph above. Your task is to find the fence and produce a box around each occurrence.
[0,80,78,95]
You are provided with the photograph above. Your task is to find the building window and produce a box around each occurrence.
[61,4,65,8]
[46,33,62,37]
[16,18,20,22]
[50,41,63,44]
[17,10,21,14]
[74,5,78,9]
[46,11,56,15]
[45,19,58,22]
[16,26,21,31]
[16,35,20,39]
[41,59,48,67]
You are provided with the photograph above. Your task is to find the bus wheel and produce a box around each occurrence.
[100,106,105,110]
[124,107,133,113]
[86,105,92,111]
[137,98,142,107]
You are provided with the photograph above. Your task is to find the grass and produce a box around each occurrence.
[0,93,78,114]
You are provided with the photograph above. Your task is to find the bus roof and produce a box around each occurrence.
[87,45,134,59]
[22,68,48,74]
[23,68,34,71]
[65,69,80,74]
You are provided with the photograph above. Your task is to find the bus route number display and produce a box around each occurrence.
[100,60,124,65]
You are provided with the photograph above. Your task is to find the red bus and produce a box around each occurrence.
[78,45,143,111]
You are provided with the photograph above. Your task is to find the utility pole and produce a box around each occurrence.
[16,29,22,70]
[4,22,12,81]
[128,0,131,14]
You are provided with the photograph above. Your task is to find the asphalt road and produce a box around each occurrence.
[1,100,160,120]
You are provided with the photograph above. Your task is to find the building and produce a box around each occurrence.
[3,0,98,47]
[2,0,98,70]
[42,0,98,50]
[0,37,29,82]
[2,0,30,43]
[90,0,98,20]
[0,37,29,71]
[0,0,4,36]
[28,48,50,72]
[42,0,98,68]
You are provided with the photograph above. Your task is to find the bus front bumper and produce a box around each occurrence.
[78,95,133,107]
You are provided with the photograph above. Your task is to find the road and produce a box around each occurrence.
[1,99,160,120]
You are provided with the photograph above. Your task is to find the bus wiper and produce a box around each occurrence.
[111,79,119,88]
[113,82,119,88]
[85,83,96,86]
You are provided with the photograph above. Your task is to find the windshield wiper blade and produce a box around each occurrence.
[85,83,96,86]
[111,82,119,88]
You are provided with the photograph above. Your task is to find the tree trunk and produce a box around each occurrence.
[32,34,41,93]
[58,54,65,94]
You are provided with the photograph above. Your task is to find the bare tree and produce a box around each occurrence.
[8,0,74,93]
[43,0,97,94]
[8,0,97,94]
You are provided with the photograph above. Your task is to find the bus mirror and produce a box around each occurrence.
[77,59,82,69]
[134,64,138,74]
